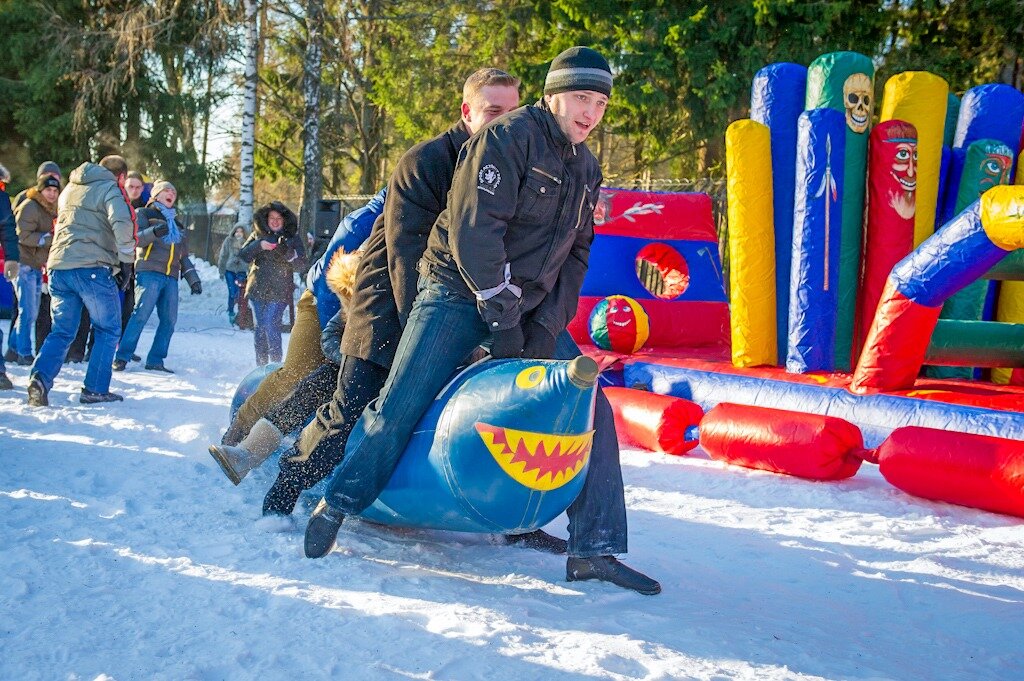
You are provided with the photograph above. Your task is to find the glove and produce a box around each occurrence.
[3,260,18,281]
[182,264,202,295]
[489,325,525,359]
[152,221,170,238]
[189,280,202,295]
[115,262,134,292]
[522,321,557,359]
[38,233,52,246]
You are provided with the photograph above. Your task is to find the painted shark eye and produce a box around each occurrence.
[515,365,546,389]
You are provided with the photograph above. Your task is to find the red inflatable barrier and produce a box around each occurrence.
[604,387,703,456]
[700,403,864,480]
[867,427,1024,518]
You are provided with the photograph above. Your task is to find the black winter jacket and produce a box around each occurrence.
[240,202,306,303]
[419,103,602,337]
[340,121,470,367]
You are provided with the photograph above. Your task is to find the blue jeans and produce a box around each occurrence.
[116,271,179,365]
[13,265,43,357]
[31,267,122,393]
[225,271,245,315]
[323,275,628,557]
[251,300,287,365]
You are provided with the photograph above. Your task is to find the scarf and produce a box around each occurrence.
[155,202,181,245]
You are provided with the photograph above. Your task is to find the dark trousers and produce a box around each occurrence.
[278,355,388,492]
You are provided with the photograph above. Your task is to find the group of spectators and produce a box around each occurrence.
[0,157,203,403]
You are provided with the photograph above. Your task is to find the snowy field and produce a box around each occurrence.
[1,261,1022,681]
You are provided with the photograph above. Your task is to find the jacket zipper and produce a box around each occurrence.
[530,166,562,185]
[574,185,592,231]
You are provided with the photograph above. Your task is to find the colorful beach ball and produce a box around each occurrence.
[589,295,650,353]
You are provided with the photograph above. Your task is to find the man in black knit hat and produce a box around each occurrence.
[303,46,660,595]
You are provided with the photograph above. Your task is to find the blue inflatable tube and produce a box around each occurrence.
[953,84,1024,152]
[750,62,807,364]
[787,108,846,373]
[624,360,1024,448]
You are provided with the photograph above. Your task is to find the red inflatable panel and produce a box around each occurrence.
[595,189,716,241]
[605,387,703,456]
[858,121,917,359]
[700,403,864,480]
[851,283,942,394]
[873,427,1024,518]
[570,297,730,349]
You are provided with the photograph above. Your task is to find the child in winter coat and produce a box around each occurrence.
[217,225,248,326]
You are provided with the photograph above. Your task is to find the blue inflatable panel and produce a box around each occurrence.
[751,62,808,363]
[229,363,283,421]
[359,358,596,533]
[891,202,1010,307]
[787,108,846,373]
[937,147,967,227]
[953,84,1024,154]
[624,360,1024,448]
[581,234,727,302]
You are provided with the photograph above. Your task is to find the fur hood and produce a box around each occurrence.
[324,248,362,306]
[253,201,298,239]
[24,187,57,216]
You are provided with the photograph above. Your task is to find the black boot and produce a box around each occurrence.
[505,530,568,554]
[145,363,174,373]
[304,498,344,558]
[566,556,661,595]
[80,389,125,404]
[0,372,13,390]
[262,474,302,516]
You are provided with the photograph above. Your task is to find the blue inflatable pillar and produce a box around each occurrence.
[788,108,846,373]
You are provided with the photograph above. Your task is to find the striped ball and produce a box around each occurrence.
[588,295,650,353]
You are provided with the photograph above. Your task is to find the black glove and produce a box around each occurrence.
[152,221,170,238]
[489,325,525,359]
[182,263,202,295]
[115,262,134,292]
[189,280,202,295]
[522,321,557,359]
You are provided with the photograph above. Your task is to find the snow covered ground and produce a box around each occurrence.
[1,262,1022,680]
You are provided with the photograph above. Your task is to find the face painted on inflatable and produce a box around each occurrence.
[957,140,1015,213]
[978,150,1013,191]
[476,422,592,491]
[593,190,614,225]
[880,121,918,220]
[588,294,651,353]
[843,73,873,134]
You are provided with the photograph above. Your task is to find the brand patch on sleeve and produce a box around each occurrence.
[477,164,501,195]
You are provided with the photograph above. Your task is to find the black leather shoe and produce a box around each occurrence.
[15,354,33,366]
[262,474,303,516]
[112,359,127,372]
[27,376,48,407]
[0,373,13,390]
[80,389,125,404]
[145,363,174,373]
[131,354,141,362]
[566,556,661,595]
[506,530,568,554]
[304,499,344,558]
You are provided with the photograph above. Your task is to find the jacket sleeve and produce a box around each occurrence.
[319,310,345,364]
[135,209,163,246]
[15,202,46,248]
[445,126,527,331]
[0,192,18,262]
[530,183,600,338]
[238,234,263,263]
[107,185,138,264]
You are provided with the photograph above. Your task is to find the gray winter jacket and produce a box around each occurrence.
[48,163,136,271]
[218,232,248,275]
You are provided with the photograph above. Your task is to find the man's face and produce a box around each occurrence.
[461,85,520,135]
[544,90,608,144]
[125,178,144,200]
[155,188,176,208]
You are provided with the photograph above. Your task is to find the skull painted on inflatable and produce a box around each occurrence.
[843,73,873,134]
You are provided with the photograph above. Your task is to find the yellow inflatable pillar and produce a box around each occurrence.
[879,72,949,247]
[726,119,777,367]
[993,157,1024,384]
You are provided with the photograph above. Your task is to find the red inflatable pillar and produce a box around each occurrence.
[699,403,864,480]
[866,427,1024,518]
[604,387,703,456]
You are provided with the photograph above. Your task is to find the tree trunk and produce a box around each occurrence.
[299,0,324,242]
[239,0,259,229]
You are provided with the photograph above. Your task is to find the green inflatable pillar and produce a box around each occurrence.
[806,51,874,371]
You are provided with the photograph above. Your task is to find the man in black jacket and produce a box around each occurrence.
[304,48,660,595]
[258,68,521,513]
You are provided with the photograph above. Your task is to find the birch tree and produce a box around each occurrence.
[239,0,259,228]
[299,0,324,238]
